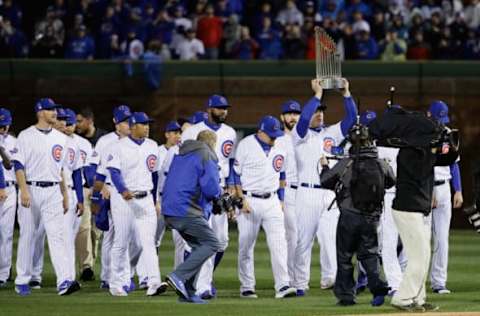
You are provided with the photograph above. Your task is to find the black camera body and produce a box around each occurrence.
[212,193,244,215]
[464,205,480,233]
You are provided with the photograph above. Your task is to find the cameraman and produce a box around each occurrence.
[162,130,222,304]
[319,124,394,307]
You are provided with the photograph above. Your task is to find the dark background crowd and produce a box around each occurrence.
[1,0,479,61]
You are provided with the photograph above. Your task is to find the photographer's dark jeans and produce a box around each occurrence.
[164,215,220,295]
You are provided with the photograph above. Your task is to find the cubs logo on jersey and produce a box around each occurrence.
[146,154,157,172]
[323,137,335,154]
[221,140,234,158]
[52,145,63,162]
[272,154,284,172]
[68,148,76,165]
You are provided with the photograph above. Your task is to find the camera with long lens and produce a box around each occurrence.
[212,193,244,215]
[463,205,480,233]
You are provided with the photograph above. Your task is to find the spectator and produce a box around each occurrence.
[320,0,342,21]
[103,33,123,59]
[142,40,164,89]
[355,27,378,59]
[346,0,372,19]
[387,0,408,19]
[352,11,370,34]
[256,16,283,60]
[227,0,244,15]
[464,0,480,29]
[120,28,144,60]
[303,1,322,23]
[435,27,453,59]
[0,0,22,28]
[277,0,304,26]
[338,24,357,60]
[197,4,223,59]
[425,11,443,51]
[34,6,65,48]
[215,0,232,20]
[390,14,409,40]
[464,29,480,59]
[173,5,192,31]
[150,9,175,46]
[221,13,241,58]
[322,16,342,42]
[96,6,121,58]
[379,29,407,61]
[421,0,442,20]
[283,24,306,59]
[450,12,469,44]
[175,28,205,60]
[409,11,425,39]
[253,2,274,31]
[371,10,387,41]
[73,0,95,30]
[0,16,28,57]
[190,0,207,27]
[231,26,258,59]
[52,0,68,23]
[65,25,95,60]
[125,6,147,42]
[407,31,431,60]
[111,0,131,24]
[31,24,64,58]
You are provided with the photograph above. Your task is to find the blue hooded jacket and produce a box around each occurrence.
[162,140,221,219]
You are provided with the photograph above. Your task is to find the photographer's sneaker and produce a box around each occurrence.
[433,286,451,294]
[275,286,297,298]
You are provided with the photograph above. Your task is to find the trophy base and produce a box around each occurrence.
[319,77,344,90]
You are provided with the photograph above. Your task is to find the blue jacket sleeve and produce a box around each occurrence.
[200,160,222,201]
[72,168,84,203]
[0,166,5,189]
[108,167,128,194]
[296,96,321,138]
[340,97,358,136]
[450,162,462,192]
[94,172,106,183]
[152,171,159,204]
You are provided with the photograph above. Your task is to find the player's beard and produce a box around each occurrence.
[211,112,226,124]
[284,120,296,131]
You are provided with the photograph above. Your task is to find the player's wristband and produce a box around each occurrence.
[277,188,285,201]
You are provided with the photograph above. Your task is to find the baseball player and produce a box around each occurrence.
[180,94,237,298]
[101,112,165,296]
[293,78,357,295]
[13,98,80,296]
[427,101,463,294]
[233,115,296,299]
[0,108,16,288]
[275,101,301,282]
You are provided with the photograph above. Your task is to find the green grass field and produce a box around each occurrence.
[1,229,479,316]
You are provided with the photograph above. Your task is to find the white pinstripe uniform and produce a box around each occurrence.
[0,134,17,283]
[292,123,343,291]
[275,133,298,282]
[181,121,237,295]
[106,137,161,293]
[13,126,70,288]
[234,134,291,293]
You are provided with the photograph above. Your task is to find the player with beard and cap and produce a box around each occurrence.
[275,100,301,283]
[180,94,237,299]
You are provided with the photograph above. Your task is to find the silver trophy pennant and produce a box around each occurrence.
[315,27,344,89]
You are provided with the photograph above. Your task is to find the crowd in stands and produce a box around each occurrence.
[1,0,480,61]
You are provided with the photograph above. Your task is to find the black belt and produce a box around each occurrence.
[133,191,149,199]
[5,181,16,187]
[26,181,59,188]
[434,180,446,186]
[242,190,272,199]
[289,185,298,190]
[83,184,90,188]
[300,183,322,189]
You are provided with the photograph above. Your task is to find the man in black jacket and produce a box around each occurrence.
[320,124,395,307]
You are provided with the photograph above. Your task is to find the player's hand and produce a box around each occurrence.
[0,188,7,202]
[101,187,110,199]
[76,203,84,217]
[63,194,69,214]
[431,196,437,209]
[320,155,329,167]
[155,202,161,217]
[280,201,285,212]
[20,190,31,208]
[453,191,464,209]
[91,202,100,215]
[339,78,351,97]
[311,79,323,99]
[227,209,236,221]
[240,197,252,214]
[122,191,134,201]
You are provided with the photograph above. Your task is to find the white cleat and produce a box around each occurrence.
[240,290,258,299]
[146,282,168,296]
[275,286,297,298]
[110,287,128,297]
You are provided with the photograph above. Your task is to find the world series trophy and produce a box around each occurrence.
[315,26,344,89]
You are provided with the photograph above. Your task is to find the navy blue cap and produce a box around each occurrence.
[165,120,181,132]
[281,100,301,114]
[56,107,68,119]
[113,105,132,124]
[0,108,12,126]
[35,98,58,112]
[207,94,230,108]
[429,100,449,124]
[190,111,209,124]
[359,110,377,126]
[259,115,284,139]
[129,112,154,125]
[64,108,77,125]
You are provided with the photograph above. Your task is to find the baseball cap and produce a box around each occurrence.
[113,105,132,124]
[129,112,154,125]
[56,107,68,119]
[165,120,181,132]
[64,108,77,125]
[359,110,377,126]
[34,98,58,112]
[429,100,449,124]
[190,111,209,124]
[207,94,230,108]
[259,115,284,139]
[281,100,301,114]
[0,108,12,127]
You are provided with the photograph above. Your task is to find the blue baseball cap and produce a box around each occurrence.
[207,94,230,108]
[129,112,154,126]
[429,100,449,124]
[113,105,132,124]
[64,108,77,125]
[281,100,301,114]
[165,120,181,132]
[259,115,284,139]
[190,111,209,124]
[34,98,58,112]
[0,108,12,126]
[56,107,68,119]
[359,110,377,126]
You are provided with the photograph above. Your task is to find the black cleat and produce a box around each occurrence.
[80,268,95,281]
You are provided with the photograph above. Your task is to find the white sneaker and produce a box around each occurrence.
[320,279,335,290]
[110,287,128,296]
[433,287,451,294]
[275,286,297,298]
[146,282,168,296]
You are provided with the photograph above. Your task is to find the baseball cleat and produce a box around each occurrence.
[29,280,42,289]
[391,302,425,312]
[127,278,136,292]
[387,289,397,297]
[355,273,368,293]
[110,287,128,297]
[178,294,207,304]
[371,295,385,306]
[321,279,335,290]
[139,277,148,290]
[79,267,95,281]
[275,286,297,298]
[200,290,215,300]
[166,273,189,300]
[296,289,306,297]
[15,284,31,296]
[58,280,81,296]
[240,290,258,299]
[146,282,168,296]
[433,287,451,294]
[100,281,109,289]
[422,303,440,311]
